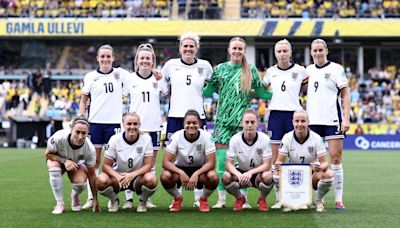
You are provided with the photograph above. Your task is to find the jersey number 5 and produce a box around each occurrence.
[186,75,192,85]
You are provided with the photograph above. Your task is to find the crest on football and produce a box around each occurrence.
[137,147,143,154]
[288,170,303,187]
[292,72,298,80]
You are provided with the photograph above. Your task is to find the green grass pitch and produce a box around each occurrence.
[0,149,399,228]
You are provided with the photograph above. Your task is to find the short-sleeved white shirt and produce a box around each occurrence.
[263,63,307,111]
[279,130,326,164]
[82,67,130,124]
[166,129,215,167]
[161,58,213,119]
[47,129,96,167]
[227,131,272,171]
[306,61,349,126]
[127,72,163,132]
[105,132,153,173]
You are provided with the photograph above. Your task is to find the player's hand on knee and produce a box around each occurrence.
[311,163,321,172]
[120,173,135,189]
[64,160,78,172]
[179,173,190,186]
[186,174,198,191]
[239,173,251,187]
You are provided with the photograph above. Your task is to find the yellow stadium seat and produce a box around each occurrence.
[37,0,45,8]
[383,0,391,9]
[90,0,99,9]
[323,1,333,9]
[155,0,168,8]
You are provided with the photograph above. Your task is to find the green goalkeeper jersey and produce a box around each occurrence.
[203,62,272,144]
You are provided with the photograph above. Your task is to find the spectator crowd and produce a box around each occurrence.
[1,0,399,19]
[1,63,400,135]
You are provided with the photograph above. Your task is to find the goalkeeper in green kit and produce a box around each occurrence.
[203,37,272,208]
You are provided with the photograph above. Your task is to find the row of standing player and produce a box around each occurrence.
[45,33,350,213]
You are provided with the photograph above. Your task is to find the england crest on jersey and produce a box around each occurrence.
[196,144,202,153]
[137,147,143,154]
[289,170,303,187]
[292,72,298,80]
[308,146,314,154]
[324,73,331,79]
[152,82,158,89]
[198,67,203,75]
[114,72,120,80]
[256,148,263,155]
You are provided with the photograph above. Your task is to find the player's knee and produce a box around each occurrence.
[329,151,342,164]
[261,171,273,184]
[160,171,173,184]
[221,172,232,185]
[95,176,108,190]
[144,173,158,188]
[324,169,334,179]
[207,171,220,186]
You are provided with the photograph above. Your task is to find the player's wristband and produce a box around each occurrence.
[57,156,66,164]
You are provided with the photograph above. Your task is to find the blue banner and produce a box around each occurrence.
[344,135,400,150]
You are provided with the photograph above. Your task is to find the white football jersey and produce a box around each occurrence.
[105,132,153,173]
[263,63,307,111]
[306,61,349,125]
[166,129,215,167]
[227,132,272,171]
[47,129,96,167]
[279,130,326,164]
[128,72,165,131]
[161,58,213,119]
[82,67,130,124]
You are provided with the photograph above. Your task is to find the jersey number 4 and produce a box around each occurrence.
[250,159,255,168]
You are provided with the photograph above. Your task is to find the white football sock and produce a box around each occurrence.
[99,186,118,202]
[139,185,157,202]
[224,182,242,199]
[165,184,181,198]
[49,167,64,205]
[194,188,203,201]
[258,182,273,199]
[316,178,333,201]
[71,183,85,197]
[331,164,344,202]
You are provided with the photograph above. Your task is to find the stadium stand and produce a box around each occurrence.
[241,0,400,19]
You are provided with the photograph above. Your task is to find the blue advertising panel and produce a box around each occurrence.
[344,135,400,150]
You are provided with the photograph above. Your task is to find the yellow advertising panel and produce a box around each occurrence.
[0,19,264,37]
